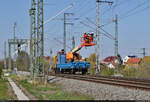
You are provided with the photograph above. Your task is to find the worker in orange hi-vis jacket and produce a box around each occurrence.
[91,32,94,42]
[89,33,94,43]
[83,33,89,43]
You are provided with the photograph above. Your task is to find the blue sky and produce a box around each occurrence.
[0,0,150,60]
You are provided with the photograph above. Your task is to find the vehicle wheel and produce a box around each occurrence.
[61,69,64,74]
[85,69,87,74]
[82,70,86,75]
[55,69,60,74]
[69,70,71,74]
[72,71,75,74]
[72,68,76,74]
[82,69,88,75]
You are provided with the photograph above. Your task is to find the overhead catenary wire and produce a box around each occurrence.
[93,0,150,28]
[80,21,114,40]
[118,0,150,20]
[73,0,92,15]
[72,0,96,26]
[44,2,75,25]
[119,0,149,19]
[85,17,114,40]
[44,0,150,60]
[119,5,150,21]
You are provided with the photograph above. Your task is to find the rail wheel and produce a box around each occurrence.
[55,69,60,74]
[69,69,72,74]
[71,68,76,74]
[61,69,64,74]
[82,69,87,75]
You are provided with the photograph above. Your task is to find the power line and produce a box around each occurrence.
[72,1,96,26]
[123,0,148,16]
[119,5,150,21]
[74,0,94,17]
[73,0,91,14]
[80,21,113,40]
[91,0,150,29]
[85,17,114,40]
[101,0,125,16]
[94,0,150,28]
[119,0,150,20]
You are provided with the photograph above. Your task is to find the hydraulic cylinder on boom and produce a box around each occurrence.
[66,32,96,60]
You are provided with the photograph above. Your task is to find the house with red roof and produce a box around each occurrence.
[101,56,122,69]
[126,58,142,68]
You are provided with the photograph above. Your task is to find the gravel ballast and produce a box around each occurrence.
[48,76,150,100]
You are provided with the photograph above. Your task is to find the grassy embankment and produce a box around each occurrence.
[13,75,93,100]
[0,79,13,100]
[0,64,14,100]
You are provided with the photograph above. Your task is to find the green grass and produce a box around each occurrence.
[101,68,115,76]
[0,79,13,100]
[18,79,94,100]
[3,73,17,79]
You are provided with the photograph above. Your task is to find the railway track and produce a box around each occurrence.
[17,71,150,90]
[50,74,150,91]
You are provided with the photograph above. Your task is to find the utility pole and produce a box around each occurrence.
[8,43,11,71]
[50,49,53,69]
[114,14,118,56]
[64,13,66,53]
[113,15,119,75]
[95,0,113,74]
[95,0,100,74]
[25,46,28,71]
[72,36,75,50]
[8,39,28,71]
[142,48,146,57]
[29,2,75,78]
[14,22,17,51]
[29,0,36,78]
[13,22,17,70]
[4,42,6,69]
[64,13,74,53]
[37,0,44,77]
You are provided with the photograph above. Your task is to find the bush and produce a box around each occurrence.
[88,62,96,75]
[136,61,150,78]
[121,65,138,78]
[101,67,115,76]
[87,53,96,75]
[0,65,3,79]
[120,61,150,78]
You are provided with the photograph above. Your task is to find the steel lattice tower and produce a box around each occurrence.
[114,14,118,56]
[4,41,7,69]
[29,0,36,78]
[37,0,44,76]
[95,0,100,74]
[95,0,113,74]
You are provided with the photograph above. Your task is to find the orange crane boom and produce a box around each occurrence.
[66,33,96,60]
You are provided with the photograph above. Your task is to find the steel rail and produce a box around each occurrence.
[50,74,150,90]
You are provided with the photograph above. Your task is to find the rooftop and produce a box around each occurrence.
[126,58,142,64]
